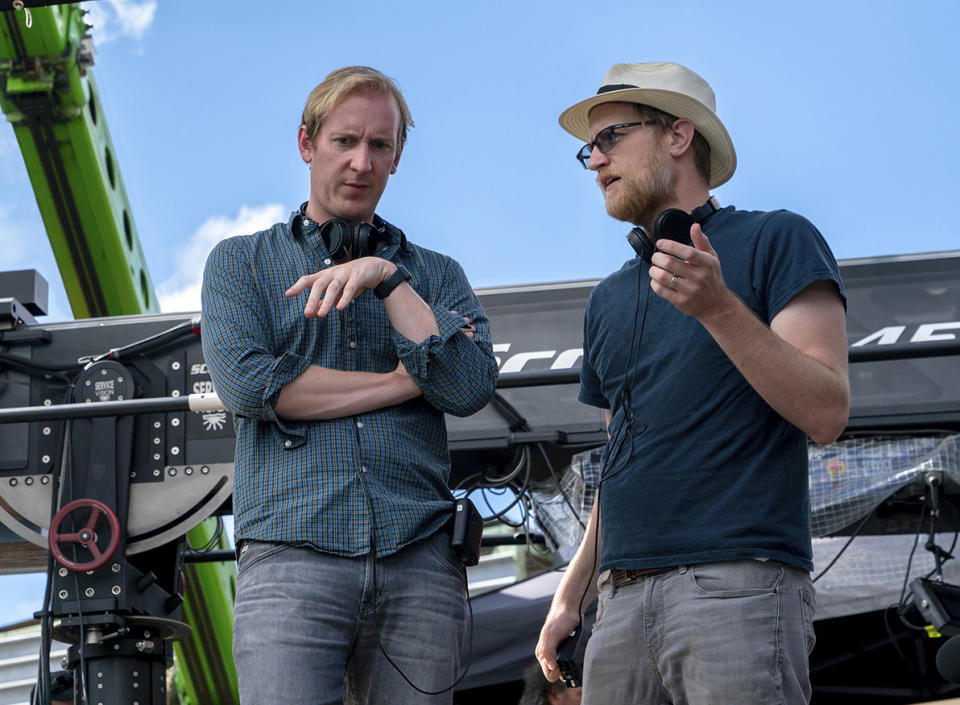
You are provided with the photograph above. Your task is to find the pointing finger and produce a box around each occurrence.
[286,273,318,297]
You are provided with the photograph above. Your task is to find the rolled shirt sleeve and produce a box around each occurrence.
[201,236,311,437]
[391,258,498,417]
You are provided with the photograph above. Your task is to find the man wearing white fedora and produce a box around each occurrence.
[536,62,850,704]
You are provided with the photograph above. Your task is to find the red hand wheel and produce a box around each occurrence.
[48,499,121,572]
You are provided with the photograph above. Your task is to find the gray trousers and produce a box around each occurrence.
[583,560,816,705]
[233,531,467,705]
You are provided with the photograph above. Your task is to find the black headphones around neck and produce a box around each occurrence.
[318,216,388,261]
[626,196,721,263]
[294,203,389,260]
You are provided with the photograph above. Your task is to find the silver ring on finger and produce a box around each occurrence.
[669,274,679,290]
[332,279,344,286]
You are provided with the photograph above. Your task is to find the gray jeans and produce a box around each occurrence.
[233,531,467,705]
[583,560,816,705]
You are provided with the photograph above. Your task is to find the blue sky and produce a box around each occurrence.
[1,0,959,624]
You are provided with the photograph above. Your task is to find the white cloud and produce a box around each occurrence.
[157,203,285,313]
[82,0,157,44]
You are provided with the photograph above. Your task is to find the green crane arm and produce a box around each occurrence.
[1,5,239,703]
[0,3,157,317]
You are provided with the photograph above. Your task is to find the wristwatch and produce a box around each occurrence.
[373,263,412,300]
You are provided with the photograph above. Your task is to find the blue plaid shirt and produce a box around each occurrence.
[201,211,498,557]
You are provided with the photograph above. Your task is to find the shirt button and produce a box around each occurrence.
[284,440,292,448]
[360,465,368,473]
[323,258,332,266]
[356,421,364,429]
[302,218,310,227]
[349,341,357,349]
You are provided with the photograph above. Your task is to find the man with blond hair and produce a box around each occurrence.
[202,66,497,705]
[536,62,849,704]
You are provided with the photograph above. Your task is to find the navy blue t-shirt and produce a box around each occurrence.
[579,206,845,573]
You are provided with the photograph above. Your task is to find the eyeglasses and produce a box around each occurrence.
[576,120,661,169]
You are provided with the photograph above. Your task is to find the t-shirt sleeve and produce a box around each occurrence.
[578,292,610,409]
[752,210,847,322]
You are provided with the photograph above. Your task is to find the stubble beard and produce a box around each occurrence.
[603,152,676,227]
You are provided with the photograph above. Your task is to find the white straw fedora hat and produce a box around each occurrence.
[559,62,737,189]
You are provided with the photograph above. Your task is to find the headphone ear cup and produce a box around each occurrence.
[319,219,352,260]
[626,226,655,263]
[653,209,694,244]
[353,221,374,259]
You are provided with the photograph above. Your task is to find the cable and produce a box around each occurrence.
[882,604,925,674]
[536,442,586,531]
[812,510,874,583]
[35,381,78,705]
[897,505,931,631]
[358,470,474,695]
[0,352,78,385]
[924,529,960,580]
[185,515,224,554]
[598,271,652,485]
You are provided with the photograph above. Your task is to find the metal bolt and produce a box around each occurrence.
[185,467,194,476]
[154,421,161,429]
[111,563,120,573]
[58,568,68,577]
[41,455,51,464]
[201,466,210,475]
[42,426,51,435]
[130,472,136,479]
[171,389,181,397]
[113,644,119,651]
[111,585,121,595]
[85,380,91,386]
[153,437,160,445]
[117,376,123,383]
[171,417,180,427]
[61,657,68,668]
[85,587,94,597]
[43,398,52,406]
[168,468,177,477]
[170,446,180,456]
[171,361,181,370]
[25,477,33,486]
[100,369,107,376]
[153,469,161,477]
[59,590,68,599]
[41,476,50,484]
[117,395,124,400]
[9,479,16,487]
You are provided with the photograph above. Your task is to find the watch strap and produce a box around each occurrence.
[374,264,412,300]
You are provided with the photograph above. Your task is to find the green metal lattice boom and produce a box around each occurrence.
[1,4,238,703]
